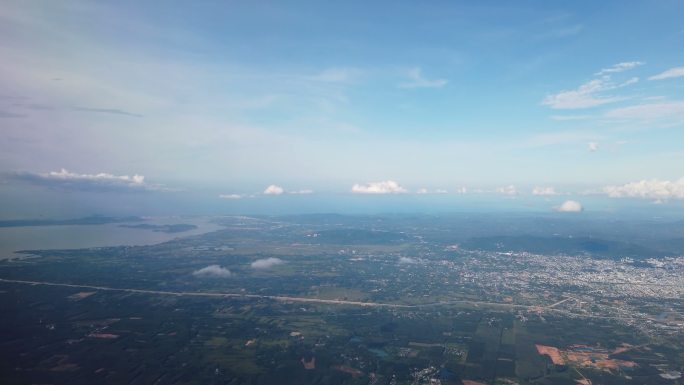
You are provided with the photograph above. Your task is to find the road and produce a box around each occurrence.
[0,278,651,321]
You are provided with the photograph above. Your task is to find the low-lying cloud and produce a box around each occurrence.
[555,200,583,212]
[251,257,285,269]
[290,189,313,194]
[219,194,243,199]
[264,185,284,195]
[398,256,418,264]
[351,180,407,194]
[9,168,159,191]
[532,186,558,196]
[496,185,518,196]
[193,265,233,278]
[604,178,684,200]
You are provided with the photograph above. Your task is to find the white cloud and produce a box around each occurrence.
[603,178,684,200]
[435,189,448,194]
[219,194,242,199]
[289,189,313,194]
[588,141,599,152]
[556,200,583,212]
[648,66,684,81]
[399,67,448,89]
[604,101,684,121]
[398,256,417,264]
[543,63,641,109]
[417,188,428,194]
[45,168,143,184]
[542,78,625,109]
[263,184,284,195]
[193,265,233,278]
[308,67,363,83]
[454,187,467,194]
[11,168,159,191]
[620,77,639,87]
[595,61,644,76]
[532,186,558,196]
[351,180,407,194]
[251,257,285,269]
[550,115,592,121]
[496,185,518,195]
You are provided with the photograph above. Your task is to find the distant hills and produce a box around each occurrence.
[462,235,672,259]
[0,215,143,228]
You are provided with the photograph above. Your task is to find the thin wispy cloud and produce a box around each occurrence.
[648,66,684,81]
[604,101,684,121]
[0,110,26,118]
[12,103,55,111]
[542,78,627,109]
[595,61,644,76]
[307,67,363,83]
[549,115,591,121]
[588,141,599,152]
[399,68,448,89]
[543,63,640,109]
[72,107,143,118]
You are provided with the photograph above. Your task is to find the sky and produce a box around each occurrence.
[1,1,684,217]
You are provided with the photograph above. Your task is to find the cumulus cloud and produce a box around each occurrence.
[289,189,313,194]
[193,265,233,278]
[532,186,558,196]
[263,185,284,195]
[496,185,518,196]
[588,141,599,152]
[595,61,644,76]
[555,200,583,212]
[398,256,418,264]
[399,67,448,89]
[603,178,684,200]
[351,180,407,194]
[648,66,684,81]
[251,257,285,269]
[219,194,242,199]
[417,188,428,194]
[10,169,159,191]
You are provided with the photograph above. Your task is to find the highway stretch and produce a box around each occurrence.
[0,277,658,322]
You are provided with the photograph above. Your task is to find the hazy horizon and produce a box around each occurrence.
[2,1,684,218]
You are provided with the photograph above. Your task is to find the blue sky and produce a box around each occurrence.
[1,1,684,214]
